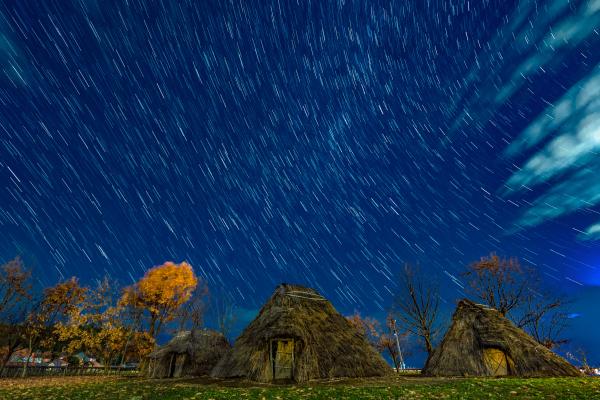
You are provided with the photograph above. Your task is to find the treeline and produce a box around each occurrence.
[347,253,571,369]
[0,253,575,374]
[0,259,228,375]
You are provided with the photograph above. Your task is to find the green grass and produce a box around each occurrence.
[0,375,598,399]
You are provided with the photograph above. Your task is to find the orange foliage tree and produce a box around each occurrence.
[347,312,409,370]
[21,277,87,376]
[122,261,198,339]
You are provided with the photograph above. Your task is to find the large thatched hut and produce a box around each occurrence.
[211,283,389,382]
[423,299,581,377]
[148,329,230,378]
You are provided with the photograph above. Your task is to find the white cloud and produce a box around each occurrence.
[582,222,600,240]
[503,64,600,237]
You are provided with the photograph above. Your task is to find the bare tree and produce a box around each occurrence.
[213,296,238,342]
[566,348,594,375]
[176,280,209,332]
[464,253,571,349]
[462,253,527,317]
[0,257,32,318]
[517,295,570,350]
[391,263,440,356]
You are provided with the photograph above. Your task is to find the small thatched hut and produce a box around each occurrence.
[211,283,389,382]
[148,329,230,378]
[423,299,581,377]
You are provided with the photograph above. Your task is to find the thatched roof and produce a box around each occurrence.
[423,299,581,377]
[211,283,389,382]
[148,329,230,378]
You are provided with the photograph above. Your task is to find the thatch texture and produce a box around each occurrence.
[423,299,581,377]
[148,329,229,378]
[211,283,390,382]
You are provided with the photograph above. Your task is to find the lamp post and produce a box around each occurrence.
[391,319,405,371]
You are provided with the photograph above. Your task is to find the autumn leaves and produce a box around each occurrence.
[0,259,208,374]
[121,261,199,339]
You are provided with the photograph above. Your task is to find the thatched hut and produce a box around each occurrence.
[423,299,581,377]
[211,283,389,382]
[148,329,229,378]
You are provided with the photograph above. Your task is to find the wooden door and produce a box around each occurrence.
[483,348,509,376]
[272,339,294,380]
[173,354,186,378]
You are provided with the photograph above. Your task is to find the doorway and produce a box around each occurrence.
[483,348,511,376]
[271,339,294,381]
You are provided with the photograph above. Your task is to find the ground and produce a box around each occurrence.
[0,375,598,399]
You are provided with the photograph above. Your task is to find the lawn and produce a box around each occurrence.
[0,375,598,399]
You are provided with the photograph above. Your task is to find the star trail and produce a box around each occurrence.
[0,0,599,362]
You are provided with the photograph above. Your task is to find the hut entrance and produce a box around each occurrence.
[173,354,186,378]
[271,339,294,381]
[168,354,177,377]
[483,348,511,376]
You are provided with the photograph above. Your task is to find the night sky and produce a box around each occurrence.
[1,0,599,365]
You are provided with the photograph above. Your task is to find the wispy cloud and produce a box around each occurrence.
[445,0,600,144]
[505,66,600,188]
[0,11,28,86]
[495,0,600,104]
[512,159,600,229]
[584,222,600,240]
[448,0,600,239]
[503,63,600,238]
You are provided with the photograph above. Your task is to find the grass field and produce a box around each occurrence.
[0,375,598,399]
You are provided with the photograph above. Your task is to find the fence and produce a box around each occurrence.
[0,365,139,378]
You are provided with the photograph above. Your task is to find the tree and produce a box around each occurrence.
[21,277,87,376]
[566,348,594,376]
[0,312,27,375]
[124,261,198,339]
[117,285,146,365]
[347,312,381,348]
[383,315,411,370]
[123,331,154,363]
[463,253,570,349]
[462,253,527,317]
[0,257,31,317]
[346,312,410,371]
[176,279,209,332]
[391,263,440,356]
[213,296,238,342]
[516,295,569,350]
[51,277,131,369]
[0,257,32,375]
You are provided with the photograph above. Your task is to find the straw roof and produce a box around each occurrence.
[148,329,229,378]
[423,299,581,377]
[211,283,389,382]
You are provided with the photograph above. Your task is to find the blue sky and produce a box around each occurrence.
[1,0,599,365]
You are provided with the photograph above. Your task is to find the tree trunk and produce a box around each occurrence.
[0,344,17,376]
[424,335,433,355]
[387,347,400,371]
[21,336,33,378]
